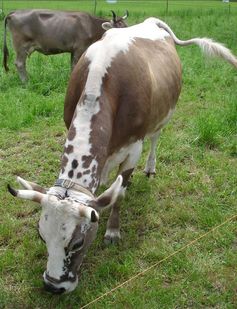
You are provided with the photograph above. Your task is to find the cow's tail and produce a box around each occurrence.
[155,19,237,69]
[3,15,10,72]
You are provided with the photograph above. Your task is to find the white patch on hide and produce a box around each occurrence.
[59,96,100,193]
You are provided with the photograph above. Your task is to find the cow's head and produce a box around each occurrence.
[102,10,129,30]
[8,175,123,293]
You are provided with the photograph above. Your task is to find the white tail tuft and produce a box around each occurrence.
[155,19,237,69]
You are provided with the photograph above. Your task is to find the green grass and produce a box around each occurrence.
[0,1,237,308]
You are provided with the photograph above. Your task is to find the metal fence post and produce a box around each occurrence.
[166,0,169,16]
[0,0,4,20]
[94,0,97,15]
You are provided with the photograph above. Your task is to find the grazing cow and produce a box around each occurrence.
[3,9,128,82]
[8,18,237,294]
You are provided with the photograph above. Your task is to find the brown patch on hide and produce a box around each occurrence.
[68,124,76,141]
[61,155,68,173]
[99,38,181,155]
[64,145,74,154]
[88,178,96,191]
[68,170,74,178]
[77,172,82,179]
[82,155,93,169]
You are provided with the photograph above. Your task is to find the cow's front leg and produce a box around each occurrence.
[104,141,143,245]
[104,168,134,245]
[104,201,121,245]
[104,169,134,245]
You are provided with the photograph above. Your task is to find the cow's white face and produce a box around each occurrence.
[8,175,123,294]
[38,196,99,294]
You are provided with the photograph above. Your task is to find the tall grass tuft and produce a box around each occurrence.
[194,111,223,148]
[193,99,237,149]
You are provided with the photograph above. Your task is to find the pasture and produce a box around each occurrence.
[0,0,237,308]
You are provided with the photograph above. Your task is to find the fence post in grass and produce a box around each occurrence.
[0,0,4,20]
[93,0,97,15]
[166,0,169,16]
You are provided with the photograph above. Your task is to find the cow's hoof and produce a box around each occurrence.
[144,170,156,178]
[104,229,121,245]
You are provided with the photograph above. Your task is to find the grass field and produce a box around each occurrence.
[0,1,237,308]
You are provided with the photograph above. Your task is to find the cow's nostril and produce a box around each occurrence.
[44,282,65,294]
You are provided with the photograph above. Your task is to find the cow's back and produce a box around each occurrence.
[65,23,182,152]
[7,10,99,54]
[103,37,182,152]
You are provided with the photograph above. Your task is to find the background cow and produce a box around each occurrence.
[8,18,237,294]
[3,9,128,82]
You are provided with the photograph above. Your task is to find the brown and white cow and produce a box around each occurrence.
[8,18,237,294]
[3,9,128,82]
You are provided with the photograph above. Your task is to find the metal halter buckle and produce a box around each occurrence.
[61,179,74,189]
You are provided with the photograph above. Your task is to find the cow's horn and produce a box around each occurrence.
[111,10,117,22]
[122,10,129,20]
[7,184,17,197]
[7,184,46,204]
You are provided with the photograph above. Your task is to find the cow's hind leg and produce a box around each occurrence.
[15,50,28,82]
[104,141,143,245]
[144,130,161,177]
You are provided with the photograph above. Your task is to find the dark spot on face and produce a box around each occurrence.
[71,159,78,169]
[83,179,87,184]
[77,172,82,179]
[82,155,93,169]
[83,169,90,175]
[61,155,68,172]
[64,145,74,154]
[68,124,76,141]
[68,170,74,178]
[45,214,48,221]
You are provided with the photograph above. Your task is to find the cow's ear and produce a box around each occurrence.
[102,22,113,31]
[93,175,123,211]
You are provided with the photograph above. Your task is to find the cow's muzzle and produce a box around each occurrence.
[44,281,66,294]
[43,271,78,293]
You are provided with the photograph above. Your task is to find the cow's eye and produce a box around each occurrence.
[71,238,84,251]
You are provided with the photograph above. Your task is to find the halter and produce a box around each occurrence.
[54,179,94,198]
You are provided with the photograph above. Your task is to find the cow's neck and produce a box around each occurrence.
[59,94,113,194]
[91,17,107,41]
